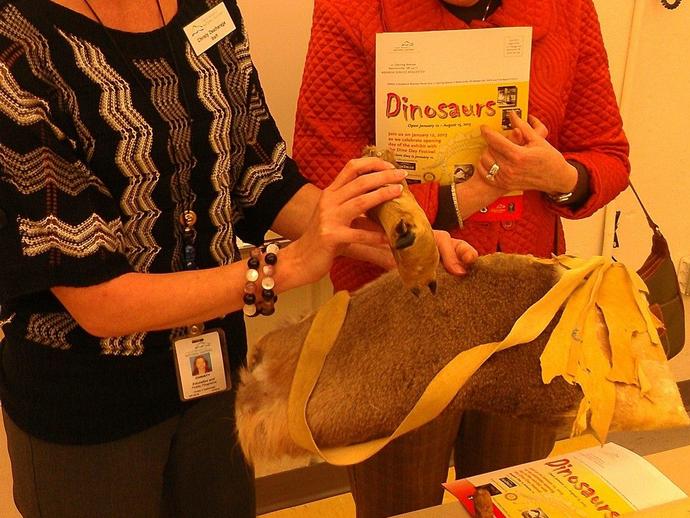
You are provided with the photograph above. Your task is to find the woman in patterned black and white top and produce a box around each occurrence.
[0,0,477,516]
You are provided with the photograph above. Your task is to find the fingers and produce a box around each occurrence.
[478,153,506,187]
[336,182,404,223]
[350,215,384,233]
[480,153,499,175]
[338,227,390,248]
[527,114,549,139]
[457,240,479,265]
[481,112,548,160]
[323,160,408,224]
[329,157,396,191]
[333,167,407,203]
[480,124,520,160]
[435,231,463,274]
[435,231,478,276]
[506,111,540,143]
[508,127,526,145]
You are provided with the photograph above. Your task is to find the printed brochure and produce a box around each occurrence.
[443,442,687,518]
[376,27,532,221]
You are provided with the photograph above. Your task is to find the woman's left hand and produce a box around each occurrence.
[477,112,578,195]
[434,231,478,275]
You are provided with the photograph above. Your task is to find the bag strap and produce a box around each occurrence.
[628,181,661,236]
[556,181,660,257]
[626,181,672,280]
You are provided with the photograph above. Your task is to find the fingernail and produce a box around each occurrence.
[391,184,404,193]
[397,169,408,178]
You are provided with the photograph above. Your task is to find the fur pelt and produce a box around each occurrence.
[235,253,582,463]
[236,253,690,464]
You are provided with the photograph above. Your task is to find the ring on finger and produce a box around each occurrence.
[486,162,500,181]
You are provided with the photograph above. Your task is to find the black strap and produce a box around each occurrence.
[556,181,660,256]
[628,181,661,235]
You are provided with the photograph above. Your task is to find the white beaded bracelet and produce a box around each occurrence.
[242,243,279,317]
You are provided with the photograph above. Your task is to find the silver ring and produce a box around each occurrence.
[486,162,500,181]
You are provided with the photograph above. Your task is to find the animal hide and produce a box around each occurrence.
[235,254,688,464]
[362,146,439,295]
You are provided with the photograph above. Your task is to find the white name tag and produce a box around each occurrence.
[183,2,236,55]
[172,329,231,401]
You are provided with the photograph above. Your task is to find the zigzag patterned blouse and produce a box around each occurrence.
[0,0,306,443]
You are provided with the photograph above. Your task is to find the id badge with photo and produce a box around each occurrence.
[172,328,232,401]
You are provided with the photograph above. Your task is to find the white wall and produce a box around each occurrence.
[237,0,314,152]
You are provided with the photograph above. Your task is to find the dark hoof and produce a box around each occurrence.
[394,219,415,249]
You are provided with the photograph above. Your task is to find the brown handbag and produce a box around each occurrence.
[628,183,686,359]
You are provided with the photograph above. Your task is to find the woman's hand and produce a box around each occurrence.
[476,112,578,195]
[434,231,478,275]
[281,157,407,288]
[342,229,478,277]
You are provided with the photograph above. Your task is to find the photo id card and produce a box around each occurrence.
[172,328,231,401]
[183,2,236,55]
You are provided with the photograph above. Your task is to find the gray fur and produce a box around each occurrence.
[236,253,582,462]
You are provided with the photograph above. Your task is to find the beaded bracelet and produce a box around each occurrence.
[242,243,279,317]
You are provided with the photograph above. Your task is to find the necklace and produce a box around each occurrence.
[81,0,163,93]
[482,0,495,21]
[82,0,193,118]
[82,0,199,270]
[82,0,164,32]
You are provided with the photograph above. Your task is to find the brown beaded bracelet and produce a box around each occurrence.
[242,243,279,317]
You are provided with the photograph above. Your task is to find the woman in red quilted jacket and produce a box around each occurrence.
[293,0,630,516]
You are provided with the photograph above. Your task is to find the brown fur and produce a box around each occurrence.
[235,253,582,463]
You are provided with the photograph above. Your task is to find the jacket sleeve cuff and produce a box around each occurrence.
[545,160,590,210]
[435,184,463,230]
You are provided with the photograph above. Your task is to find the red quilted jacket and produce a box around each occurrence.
[293,0,630,292]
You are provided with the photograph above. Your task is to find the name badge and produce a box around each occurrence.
[183,2,236,55]
[172,328,232,401]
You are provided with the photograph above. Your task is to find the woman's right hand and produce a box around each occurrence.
[281,157,408,288]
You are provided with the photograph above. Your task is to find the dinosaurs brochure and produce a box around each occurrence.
[444,442,687,517]
[375,27,531,221]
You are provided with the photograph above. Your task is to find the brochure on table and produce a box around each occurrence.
[444,442,687,517]
[375,26,531,221]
